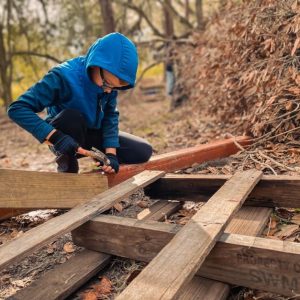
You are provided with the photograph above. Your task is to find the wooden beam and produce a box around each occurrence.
[225,206,271,236]
[0,169,108,209]
[145,174,300,208]
[0,136,248,214]
[178,277,229,300]
[199,233,300,297]
[72,209,269,262]
[0,170,164,271]
[117,169,262,300]
[137,201,182,221]
[8,199,181,300]
[7,250,110,300]
[107,136,250,186]
[177,206,271,300]
[73,214,300,297]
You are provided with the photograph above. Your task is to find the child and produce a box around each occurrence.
[7,32,152,174]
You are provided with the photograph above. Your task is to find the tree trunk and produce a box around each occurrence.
[195,0,204,30]
[99,0,116,34]
[0,24,12,109]
[185,0,190,21]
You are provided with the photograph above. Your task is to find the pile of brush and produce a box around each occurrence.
[173,0,300,175]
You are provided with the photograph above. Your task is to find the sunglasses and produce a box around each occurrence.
[99,69,127,91]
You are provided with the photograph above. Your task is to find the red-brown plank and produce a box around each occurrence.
[108,136,250,186]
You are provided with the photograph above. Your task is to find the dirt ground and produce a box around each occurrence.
[0,83,295,299]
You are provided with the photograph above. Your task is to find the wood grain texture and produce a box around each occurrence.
[178,277,229,300]
[0,170,164,271]
[145,174,300,208]
[225,206,271,235]
[107,136,250,186]
[74,214,300,297]
[138,201,182,221]
[8,250,110,300]
[0,169,108,208]
[177,206,271,300]
[8,197,182,300]
[72,215,181,261]
[0,136,248,216]
[117,169,262,300]
[199,233,300,297]
[72,212,270,263]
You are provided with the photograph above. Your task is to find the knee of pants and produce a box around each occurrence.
[49,109,87,136]
[136,142,153,163]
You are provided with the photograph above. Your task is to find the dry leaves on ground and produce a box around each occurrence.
[82,276,112,300]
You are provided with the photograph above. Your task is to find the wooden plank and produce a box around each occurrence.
[0,170,164,271]
[138,201,182,221]
[0,169,108,209]
[72,209,268,263]
[178,206,271,300]
[107,136,250,186]
[178,277,229,300]
[0,136,248,214]
[9,198,181,300]
[74,206,270,300]
[225,206,271,236]
[74,214,300,297]
[145,174,300,208]
[117,169,262,300]
[179,207,272,300]
[199,233,300,297]
[7,250,110,300]
[72,215,181,261]
[137,201,173,220]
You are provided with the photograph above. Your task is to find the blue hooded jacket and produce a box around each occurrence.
[7,32,138,148]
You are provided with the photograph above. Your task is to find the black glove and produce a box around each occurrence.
[48,130,79,156]
[106,153,119,173]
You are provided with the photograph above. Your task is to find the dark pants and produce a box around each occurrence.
[48,109,153,173]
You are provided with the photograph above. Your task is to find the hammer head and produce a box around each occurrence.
[90,147,111,166]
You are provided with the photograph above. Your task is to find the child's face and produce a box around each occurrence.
[90,67,128,93]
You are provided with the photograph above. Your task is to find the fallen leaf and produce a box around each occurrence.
[93,276,112,296]
[82,291,97,300]
[137,200,148,208]
[113,203,123,212]
[63,242,75,253]
[291,37,300,56]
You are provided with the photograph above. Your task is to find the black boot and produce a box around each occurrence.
[56,154,79,173]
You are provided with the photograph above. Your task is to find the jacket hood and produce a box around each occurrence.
[85,32,138,89]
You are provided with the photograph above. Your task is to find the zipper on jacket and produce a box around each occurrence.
[94,95,103,127]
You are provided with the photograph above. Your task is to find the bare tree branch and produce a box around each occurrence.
[135,61,162,87]
[12,51,62,63]
[158,0,194,29]
[114,0,165,37]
